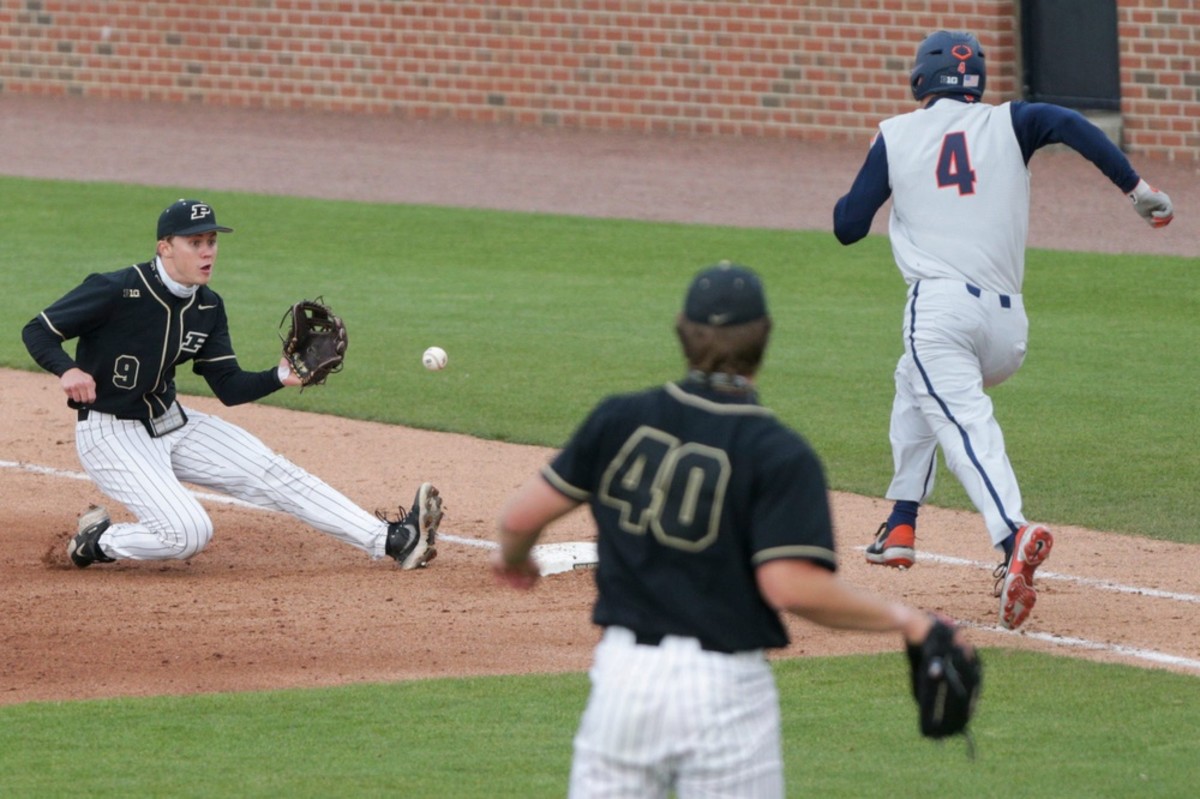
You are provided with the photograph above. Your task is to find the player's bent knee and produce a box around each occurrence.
[160,518,214,559]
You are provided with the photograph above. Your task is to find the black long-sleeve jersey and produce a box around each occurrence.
[542,377,838,653]
[22,259,282,419]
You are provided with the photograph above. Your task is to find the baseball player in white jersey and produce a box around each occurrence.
[22,198,443,571]
[833,31,1174,630]
[493,262,958,798]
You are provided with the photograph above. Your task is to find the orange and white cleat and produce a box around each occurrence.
[865,521,915,570]
[996,524,1054,630]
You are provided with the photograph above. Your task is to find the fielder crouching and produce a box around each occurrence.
[22,198,441,571]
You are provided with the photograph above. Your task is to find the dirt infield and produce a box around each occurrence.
[1,95,1197,705]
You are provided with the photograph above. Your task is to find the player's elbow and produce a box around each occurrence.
[832,203,869,245]
[833,226,864,246]
[756,561,788,609]
[756,558,835,612]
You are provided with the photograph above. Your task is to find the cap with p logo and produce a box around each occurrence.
[157,199,234,240]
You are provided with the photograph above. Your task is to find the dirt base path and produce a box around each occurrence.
[2,94,1197,705]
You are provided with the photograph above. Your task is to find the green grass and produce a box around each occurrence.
[4,176,1196,542]
[1,652,1196,797]
[777,651,1200,798]
[0,674,582,798]
[2,176,1197,796]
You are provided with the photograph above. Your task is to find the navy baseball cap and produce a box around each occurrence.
[157,199,234,240]
[683,261,768,326]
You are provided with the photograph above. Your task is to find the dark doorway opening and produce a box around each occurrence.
[1021,0,1120,110]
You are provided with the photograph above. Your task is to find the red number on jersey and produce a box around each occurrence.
[936,132,976,195]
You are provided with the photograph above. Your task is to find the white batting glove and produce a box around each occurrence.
[1129,178,1174,228]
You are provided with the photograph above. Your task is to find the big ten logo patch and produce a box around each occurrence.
[123,288,141,298]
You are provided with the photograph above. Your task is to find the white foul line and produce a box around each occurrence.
[959,621,1200,672]
[894,548,1200,605]
[8,459,1197,671]
[848,546,1200,673]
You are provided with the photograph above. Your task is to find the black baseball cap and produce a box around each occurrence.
[683,261,768,326]
[157,199,234,240]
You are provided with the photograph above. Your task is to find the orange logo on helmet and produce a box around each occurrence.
[952,44,973,74]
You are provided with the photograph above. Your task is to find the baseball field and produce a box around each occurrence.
[1,96,1197,797]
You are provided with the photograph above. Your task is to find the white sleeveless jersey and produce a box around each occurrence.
[880,101,1029,295]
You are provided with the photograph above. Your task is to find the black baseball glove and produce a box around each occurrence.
[907,618,982,742]
[280,298,348,387]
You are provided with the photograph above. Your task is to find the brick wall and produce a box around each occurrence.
[0,0,1195,162]
[1119,0,1200,161]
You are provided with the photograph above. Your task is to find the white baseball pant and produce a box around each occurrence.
[569,626,783,799]
[886,279,1030,546]
[75,405,389,560]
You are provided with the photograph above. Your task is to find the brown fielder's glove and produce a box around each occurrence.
[280,298,348,387]
[907,618,982,742]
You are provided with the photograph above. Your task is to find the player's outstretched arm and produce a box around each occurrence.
[757,558,934,645]
[760,558,981,741]
[1012,102,1173,229]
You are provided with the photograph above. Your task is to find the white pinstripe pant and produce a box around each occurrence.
[569,626,783,799]
[75,406,388,561]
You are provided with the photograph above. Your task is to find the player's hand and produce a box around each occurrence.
[491,550,541,590]
[898,606,937,647]
[60,367,97,405]
[1129,178,1174,228]
[277,357,304,387]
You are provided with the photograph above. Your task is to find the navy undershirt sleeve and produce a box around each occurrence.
[1009,101,1140,193]
[833,135,892,245]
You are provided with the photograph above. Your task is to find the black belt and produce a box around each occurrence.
[966,283,1012,308]
[76,404,189,437]
[633,630,736,655]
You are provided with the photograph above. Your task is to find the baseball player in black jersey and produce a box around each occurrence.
[22,198,442,570]
[494,262,956,798]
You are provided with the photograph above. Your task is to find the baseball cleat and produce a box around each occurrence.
[68,505,116,568]
[865,521,915,569]
[995,524,1054,630]
[382,483,443,570]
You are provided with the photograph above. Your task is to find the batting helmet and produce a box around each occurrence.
[910,30,986,102]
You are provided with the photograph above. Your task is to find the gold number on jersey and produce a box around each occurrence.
[599,426,731,552]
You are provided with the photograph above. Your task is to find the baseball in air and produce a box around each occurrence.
[422,346,448,371]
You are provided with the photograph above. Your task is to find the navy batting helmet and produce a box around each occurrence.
[910,30,986,101]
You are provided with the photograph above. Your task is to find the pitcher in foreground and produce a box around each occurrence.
[493,262,977,798]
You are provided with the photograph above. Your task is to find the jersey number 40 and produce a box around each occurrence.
[598,426,731,553]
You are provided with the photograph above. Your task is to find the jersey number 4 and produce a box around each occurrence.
[936,131,976,195]
[599,427,730,552]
